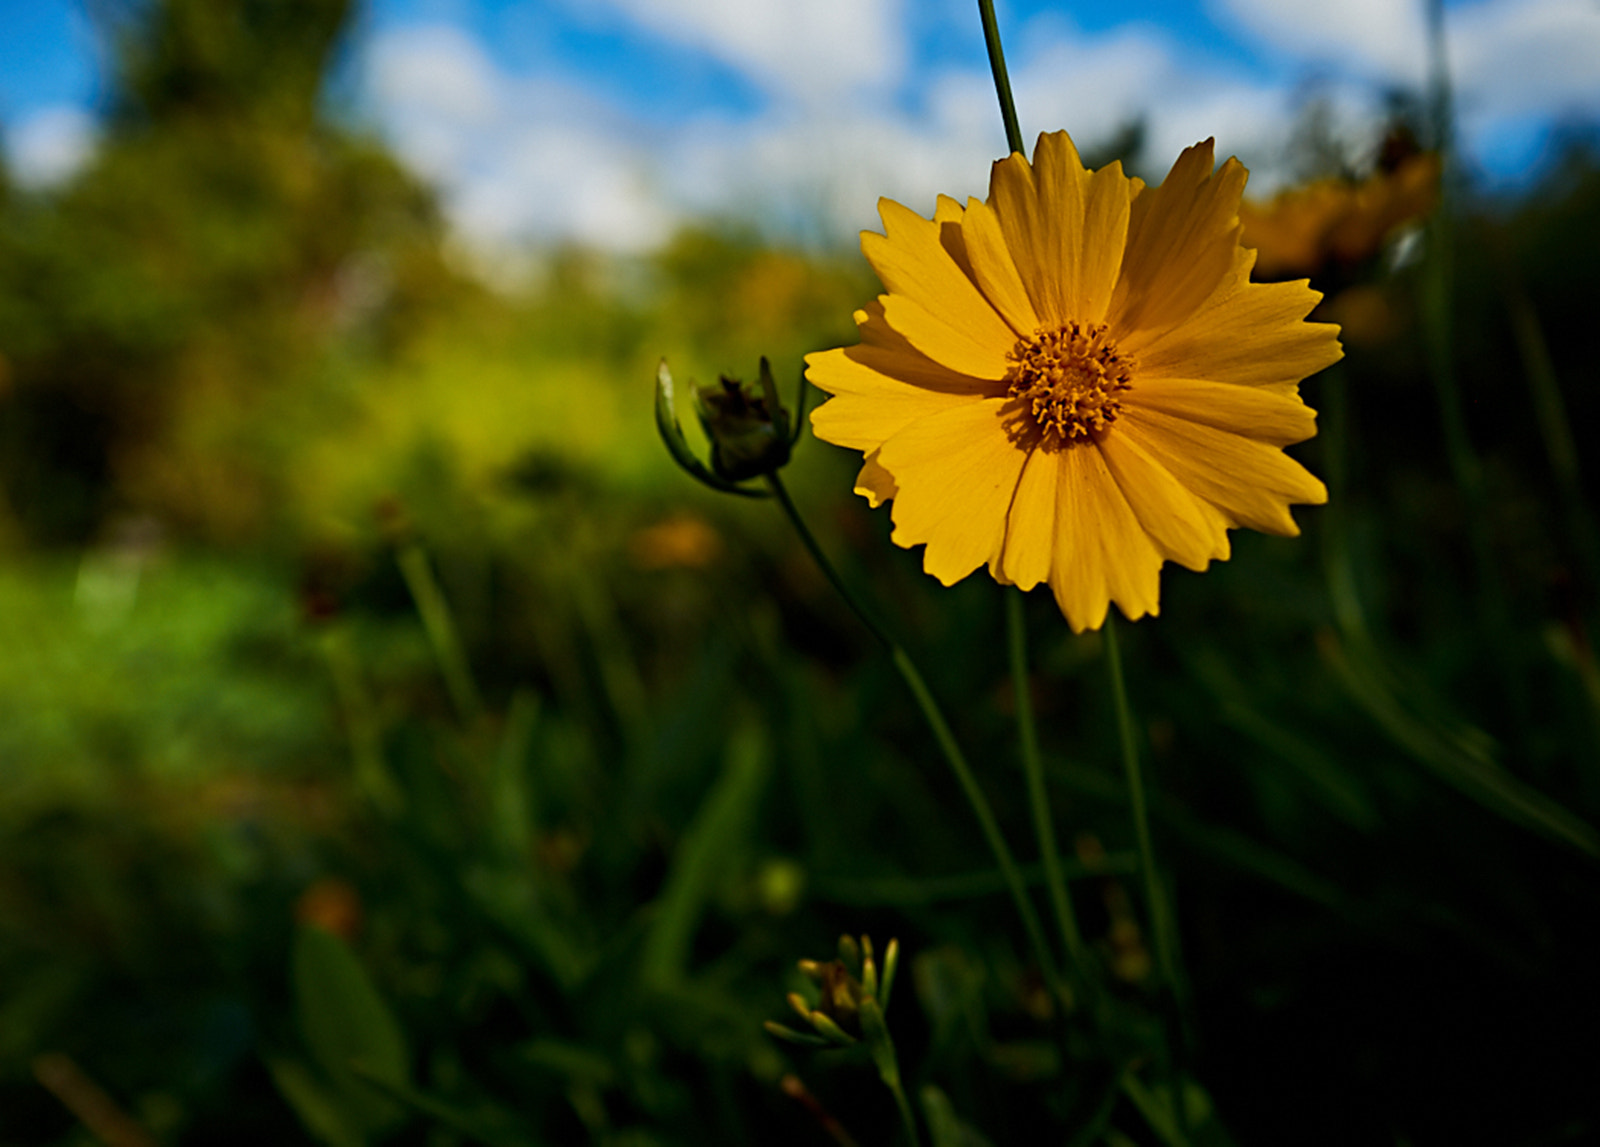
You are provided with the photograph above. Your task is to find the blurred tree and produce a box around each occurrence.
[0,0,464,544]
[99,0,350,130]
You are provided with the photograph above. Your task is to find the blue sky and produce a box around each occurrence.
[4,0,1599,254]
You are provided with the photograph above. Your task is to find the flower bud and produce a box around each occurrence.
[693,357,793,482]
[655,357,807,496]
[766,934,899,1049]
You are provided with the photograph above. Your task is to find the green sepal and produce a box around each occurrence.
[763,1021,832,1048]
[837,934,861,976]
[758,357,790,444]
[787,991,816,1024]
[788,361,810,446]
[879,938,899,1014]
[807,1010,859,1047]
[654,359,770,498]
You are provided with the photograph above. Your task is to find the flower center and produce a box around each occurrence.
[1006,322,1134,443]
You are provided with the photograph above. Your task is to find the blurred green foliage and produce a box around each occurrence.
[3,1,1600,1145]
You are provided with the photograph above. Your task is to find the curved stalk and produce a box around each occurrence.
[765,473,1066,1004]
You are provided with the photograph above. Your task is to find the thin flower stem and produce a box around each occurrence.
[1104,621,1172,983]
[764,473,893,651]
[1420,0,1524,728]
[1006,593,1090,984]
[1504,278,1600,603]
[320,625,403,815]
[1318,365,1370,641]
[397,542,485,729]
[764,473,1066,1003]
[977,0,1025,155]
[1104,616,1189,1145]
[886,1075,922,1147]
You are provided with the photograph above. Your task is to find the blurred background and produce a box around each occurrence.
[2,0,1599,1144]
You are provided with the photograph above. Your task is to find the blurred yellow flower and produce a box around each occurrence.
[1240,152,1442,282]
[807,131,1342,632]
[629,513,724,570]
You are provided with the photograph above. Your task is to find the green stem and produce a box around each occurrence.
[862,1000,922,1147]
[886,1074,921,1147]
[1318,366,1369,641]
[1104,617,1188,1145]
[1421,0,1472,516]
[977,0,1025,155]
[320,624,403,814]
[1419,0,1524,729]
[397,542,485,728]
[1007,593,1090,985]
[1104,619,1174,987]
[1504,279,1600,603]
[765,473,1065,1003]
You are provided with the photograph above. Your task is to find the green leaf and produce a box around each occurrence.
[1190,650,1380,831]
[920,1085,994,1147]
[489,688,541,862]
[292,924,410,1134]
[351,1063,540,1147]
[264,1054,365,1147]
[639,724,770,985]
[517,1038,617,1087]
[1322,631,1600,858]
[1121,1072,1237,1147]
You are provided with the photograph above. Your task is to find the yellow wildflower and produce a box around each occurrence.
[806,131,1342,632]
[629,514,724,570]
[1240,151,1442,282]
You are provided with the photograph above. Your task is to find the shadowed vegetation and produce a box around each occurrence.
[2,2,1598,1144]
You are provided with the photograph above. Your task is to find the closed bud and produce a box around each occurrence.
[765,934,900,1050]
[694,357,793,482]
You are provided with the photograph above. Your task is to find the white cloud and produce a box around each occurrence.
[361,16,1363,256]
[1005,19,1379,194]
[1208,0,1600,182]
[1452,0,1600,117]
[1209,0,1428,84]
[365,24,677,253]
[4,105,97,188]
[570,0,908,105]
[364,25,502,180]
[360,1,1600,260]
[1213,0,1600,114]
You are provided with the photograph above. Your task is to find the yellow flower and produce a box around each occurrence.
[805,131,1342,632]
[1239,152,1442,282]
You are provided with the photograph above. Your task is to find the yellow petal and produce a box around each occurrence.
[1098,429,1231,571]
[987,139,1063,325]
[847,296,1009,392]
[933,194,976,283]
[1046,444,1164,632]
[854,451,898,508]
[879,293,1012,380]
[854,297,922,354]
[993,444,1059,590]
[862,199,1015,375]
[806,344,986,451]
[806,330,989,399]
[1109,141,1248,344]
[1075,160,1134,324]
[876,398,1029,586]
[960,196,1039,337]
[1123,377,1318,447]
[1134,268,1344,390]
[1120,407,1327,537]
[989,132,1131,327]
